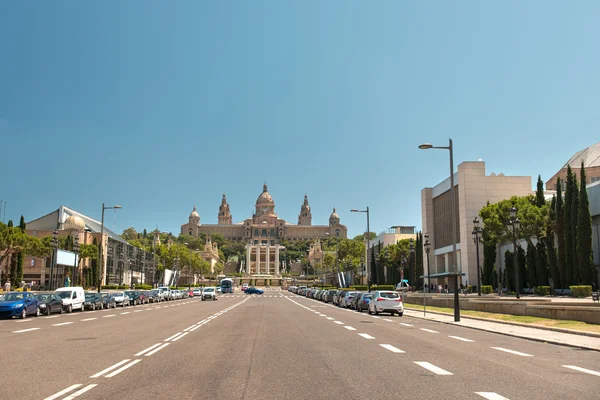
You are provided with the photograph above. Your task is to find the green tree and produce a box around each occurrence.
[76,243,98,286]
[121,227,138,242]
[371,246,379,285]
[518,245,526,292]
[577,163,597,288]
[535,240,549,287]
[546,195,560,289]
[570,171,579,284]
[555,178,566,288]
[526,241,537,288]
[563,167,574,286]
[15,216,26,287]
[143,229,148,238]
[323,253,335,273]
[504,250,515,291]
[415,232,423,289]
[482,229,496,286]
[91,238,98,288]
[535,175,545,207]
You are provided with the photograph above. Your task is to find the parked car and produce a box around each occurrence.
[83,293,104,311]
[192,289,201,297]
[125,290,147,305]
[100,292,117,309]
[323,289,337,303]
[368,290,404,316]
[149,289,163,302]
[245,287,264,295]
[339,291,359,308]
[241,283,249,292]
[158,286,173,300]
[0,292,40,319]
[113,292,131,307]
[202,287,217,301]
[35,292,64,315]
[355,292,373,312]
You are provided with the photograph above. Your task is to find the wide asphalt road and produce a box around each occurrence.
[2,289,599,400]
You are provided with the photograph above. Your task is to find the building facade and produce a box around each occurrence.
[180,184,347,276]
[545,141,600,191]
[421,161,532,289]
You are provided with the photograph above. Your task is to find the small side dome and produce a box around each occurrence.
[190,205,200,218]
[64,214,85,231]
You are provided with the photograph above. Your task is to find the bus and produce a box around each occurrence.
[220,278,234,293]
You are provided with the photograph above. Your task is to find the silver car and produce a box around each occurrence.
[368,291,404,316]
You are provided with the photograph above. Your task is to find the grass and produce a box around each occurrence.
[404,304,600,334]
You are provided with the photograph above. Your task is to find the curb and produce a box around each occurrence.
[403,309,600,352]
[404,307,600,338]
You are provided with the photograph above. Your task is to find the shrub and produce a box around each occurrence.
[371,285,395,291]
[481,285,493,294]
[350,285,368,291]
[570,285,592,298]
[533,286,551,296]
[101,285,119,290]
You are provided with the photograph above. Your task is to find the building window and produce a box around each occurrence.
[335,229,340,237]
[254,240,258,245]
[591,176,600,184]
[254,229,259,236]
[271,240,275,246]
[270,229,275,236]
[188,229,192,235]
[262,229,268,236]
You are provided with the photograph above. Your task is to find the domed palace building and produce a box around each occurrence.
[180,184,347,276]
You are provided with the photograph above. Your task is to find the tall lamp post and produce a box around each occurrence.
[50,230,59,290]
[472,217,483,296]
[98,203,122,293]
[350,207,370,292]
[409,238,415,289]
[72,234,80,286]
[419,139,460,322]
[505,207,521,299]
[424,233,431,293]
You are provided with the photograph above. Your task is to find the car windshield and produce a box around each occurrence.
[56,291,72,299]
[204,288,214,292]
[2,293,25,301]
[125,291,135,296]
[114,292,124,296]
[35,294,51,301]
[85,294,96,299]
[363,294,374,299]
[379,292,399,299]
[151,290,159,294]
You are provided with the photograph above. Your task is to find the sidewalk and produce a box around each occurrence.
[404,308,600,352]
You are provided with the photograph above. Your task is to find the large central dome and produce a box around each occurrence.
[256,183,274,205]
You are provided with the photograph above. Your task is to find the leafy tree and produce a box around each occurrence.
[526,241,537,288]
[535,240,549,287]
[353,232,376,241]
[563,167,574,286]
[143,229,147,238]
[15,216,26,287]
[121,227,138,242]
[91,238,98,288]
[518,245,526,292]
[504,250,515,291]
[76,243,98,286]
[546,195,560,289]
[577,163,597,288]
[535,175,545,207]
[570,170,579,285]
[482,229,496,286]
[371,246,379,285]
[555,178,566,288]
[323,253,335,273]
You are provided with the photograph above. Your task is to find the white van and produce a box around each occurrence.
[55,286,85,313]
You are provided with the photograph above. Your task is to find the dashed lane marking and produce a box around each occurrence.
[420,328,439,333]
[172,332,189,342]
[90,359,131,378]
[105,359,142,378]
[334,321,344,325]
[491,347,533,357]
[145,343,170,356]
[379,344,405,353]
[63,384,98,400]
[358,333,375,340]
[164,332,183,341]
[81,318,97,322]
[562,365,600,377]
[103,314,116,318]
[414,361,453,375]
[475,392,510,400]
[449,335,474,342]
[52,322,74,326]
[135,343,163,356]
[43,384,84,400]
[399,323,413,327]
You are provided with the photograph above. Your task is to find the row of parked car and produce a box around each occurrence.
[287,286,405,316]
[0,285,220,319]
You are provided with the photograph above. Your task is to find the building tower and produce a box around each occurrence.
[329,207,340,226]
[297,194,312,226]
[218,193,233,225]
[189,205,200,226]
[255,183,275,216]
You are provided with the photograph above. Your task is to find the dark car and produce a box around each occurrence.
[147,289,162,303]
[100,292,117,309]
[35,293,64,315]
[125,290,147,305]
[83,293,103,311]
[0,292,40,319]
[355,292,374,312]
[245,287,264,295]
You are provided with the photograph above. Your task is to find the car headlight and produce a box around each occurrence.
[39,304,46,307]
[12,303,23,308]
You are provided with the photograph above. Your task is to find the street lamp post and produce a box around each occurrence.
[350,207,370,292]
[424,233,431,315]
[419,139,460,322]
[72,234,80,286]
[472,217,483,296]
[409,238,415,290]
[50,230,59,290]
[98,203,122,293]
[505,207,521,299]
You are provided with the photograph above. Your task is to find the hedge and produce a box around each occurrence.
[350,285,368,291]
[533,286,551,296]
[370,285,395,291]
[481,285,493,294]
[570,285,592,298]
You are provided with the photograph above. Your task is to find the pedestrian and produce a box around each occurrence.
[5,280,11,292]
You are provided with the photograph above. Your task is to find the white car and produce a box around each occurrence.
[112,292,131,307]
[201,287,217,301]
[55,287,85,313]
[192,289,201,297]
[368,291,404,316]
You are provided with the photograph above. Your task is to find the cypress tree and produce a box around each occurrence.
[415,232,424,289]
[482,230,496,286]
[547,195,560,289]
[555,178,566,288]
[526,241,537,288]
[535,175,545,207]
[518,245,527,293]
[504,250,514,291]
[370,246,378,285]
[92,238,98,288]
[577,163,597,288]
[571,173,579,285]
[15,215,26,287]
[535,241,549,287]
[564,167,574,286]
[7,220,17,285]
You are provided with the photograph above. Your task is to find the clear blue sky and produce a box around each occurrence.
[2,1,599,238]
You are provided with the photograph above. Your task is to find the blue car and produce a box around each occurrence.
[245,287,264,295]
[0,292,40,319]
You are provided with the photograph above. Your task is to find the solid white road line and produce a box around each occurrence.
[449,335,474,342]
[562,365,600,377]
[45,315,60,319]
[134,310,143,312]
[53,322,74,326]
[190,324,202,332]
[15,319,33,323]
[81,318,97,321]
[371,316,380,319]
[103,314,116,318]
[105,359,142,378]
[420,328,439,333]
[475,392,510,400]
[183,324,197,332]
[12,327,41,333]
[172,332,189,342]
[399,322,413,327]
[380,344,405,353]
[43,384,84,400]
[145,343,170,356]
[134,343,163,356]
[414,361,453,375]
[358,333,375,340]
[343,326,357,331]
[334,321,344,325]
[383,318,393,322]
[491,347,533,357]
[90,359,131,378]
[164,332,183,341]
[326,317,334,320]
[121,312,130,315]
[63,384,98,400]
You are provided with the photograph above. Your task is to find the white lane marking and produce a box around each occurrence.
[183,325,196,332]
[15,319,33,323]
[172,332,189,342]
[63,384,98,400]
[164,332,183,341]
[420,328,439,333]
[90,359,131,378]
[562,365,600,377]
[105,359,142,378]
[380,344,405,353]
[449,335,474,342]
[371,316,380,319]
[134,343,163,356]
[145,343,170,356]
[52,322,74,326]
[414,361,453,375]
[121,312,130,314]
[383,318,393,322]
[399,322,413,327]
[491,347,533,357]
[45,315,60,319]
[326,317,334,320]
[190,324,202,332]
[334,321,344,325]
[103,314,116,318]
[475,392,510,400]
[134,310,143,312]
[81,318,97,322]
[43,384,83,400]
[12,327,41,333]
[358,333,375,340]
